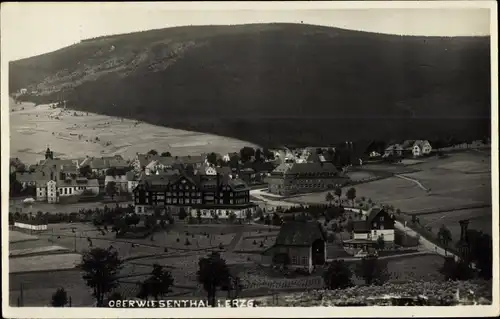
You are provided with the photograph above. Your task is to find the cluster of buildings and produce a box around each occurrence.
[261,207,396,272]
[12,148,269,214]
[381,140,433,159]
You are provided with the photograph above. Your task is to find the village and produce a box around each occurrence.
[8,134,493,306]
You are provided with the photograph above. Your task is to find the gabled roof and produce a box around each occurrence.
[275,221,327,246]
[287,162,338,175]
[56,177,99,187]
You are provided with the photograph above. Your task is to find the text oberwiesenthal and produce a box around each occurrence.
[108,299,256,308]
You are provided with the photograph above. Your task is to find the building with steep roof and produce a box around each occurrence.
[265,162,349,196]
[133,170,256,217]
[262,221,327,273]
[343,207,396,255]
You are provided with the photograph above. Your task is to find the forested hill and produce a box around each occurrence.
[9,23,491,147]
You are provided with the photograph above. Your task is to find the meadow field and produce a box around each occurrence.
[10,99,257,164]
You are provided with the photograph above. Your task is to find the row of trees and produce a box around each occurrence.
[51,248,239,307]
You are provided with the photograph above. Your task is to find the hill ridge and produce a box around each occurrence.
[9,23,491,147]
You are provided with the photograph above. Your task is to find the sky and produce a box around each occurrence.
[0,2,492,62]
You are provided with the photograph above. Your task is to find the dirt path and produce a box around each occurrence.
[227,230,244,252]
[395,174,429,192]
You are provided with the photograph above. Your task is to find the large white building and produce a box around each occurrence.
[36,178,99,203]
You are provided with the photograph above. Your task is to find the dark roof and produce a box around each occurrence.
[287,162,338,175]
[352,220,370,233]
[366,207,392,224]
[216,166,232,176]
[275,221,327,246]
[353,208,394,233]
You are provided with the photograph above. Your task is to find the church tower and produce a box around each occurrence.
[45,146,54,160]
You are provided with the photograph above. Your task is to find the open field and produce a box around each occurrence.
[419,208,492,246]
[385,254,444,283]
[10,245,70,257]
[10,99,257,164]
[9,231,39,243]
[290,152,490,213]
[9,199,126,215]
[9,270,95,307]
[10,253,82,273]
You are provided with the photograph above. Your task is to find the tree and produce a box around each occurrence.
[245,209,252,224]
[160,151,171,157]
[80,247,123,307]
[197,252,231,307]
[178,207,188,220]
[207,152,218,166]
[437,224,452,251]
[229,154,240,169]
[262,148,275,160]
[466,230,493,279]
[271,213,282,226]
[254,148,263,162]
[325,192,334,205]
[145,215,157,229]
[51,287,68,307]
[323,260,353,290]
[106,181,117,200]
[147,149,158,156]
[376,236,385,250]
[334,186,342,202]
[440,257,474,281]
[79,165,92,177]
[228,212,237,224]
[239,146,256,163]
[355,257,389,286]
[137,264,174,300]
[346,187,356,207]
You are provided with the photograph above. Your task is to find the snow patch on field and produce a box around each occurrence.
[9,231,39,243]
[10,245,70,257]
[10,253,81,273]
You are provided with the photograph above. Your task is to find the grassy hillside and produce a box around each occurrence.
[9,23,491,147]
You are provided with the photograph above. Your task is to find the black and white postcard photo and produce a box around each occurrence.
[1,1,498,318]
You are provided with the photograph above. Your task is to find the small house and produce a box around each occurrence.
[343,207,395,254]
[262,221,327,273]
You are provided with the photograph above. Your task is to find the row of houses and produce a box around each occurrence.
[381,140,433,158]
[13,147,274,204]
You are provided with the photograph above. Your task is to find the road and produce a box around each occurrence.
[250,188,464,261]
[250,188,300,208]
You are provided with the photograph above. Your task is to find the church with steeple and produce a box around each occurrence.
[45,146,54,160]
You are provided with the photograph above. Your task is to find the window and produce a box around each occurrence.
[373,222,377,228]
[292,256,298,265]
[301,256,308,266]
[380,216,384,222]
[380,224,384,230]
[186,199,190,204]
